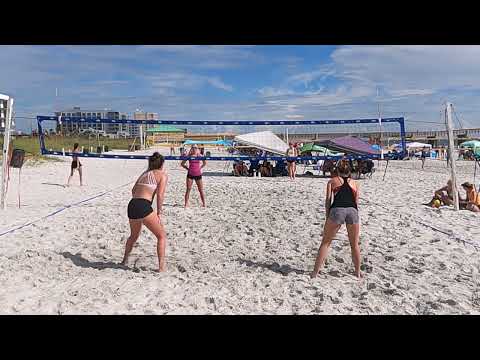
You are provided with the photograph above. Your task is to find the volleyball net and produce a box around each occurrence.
[36,115,407,161]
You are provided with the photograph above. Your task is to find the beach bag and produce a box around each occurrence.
[10,149,25,169]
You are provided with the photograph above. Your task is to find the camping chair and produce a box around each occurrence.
[223,161,231,174]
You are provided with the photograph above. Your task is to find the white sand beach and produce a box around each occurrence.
[0,152,479,314]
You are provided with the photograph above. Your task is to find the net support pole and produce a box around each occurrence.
[474,158,478,187]
[382,159,390,181]
[139,124,144,150]
[446,102,460,211]
[1,96,13,210]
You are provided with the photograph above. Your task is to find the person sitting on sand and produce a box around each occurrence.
[322,159,335,177]
[233,161,248,176]
[259,161,272,177]
[121,152,168,272]
[181,145,206,208]
[460,182,480,212]
[311,160,362,279]
[425,180,457,207]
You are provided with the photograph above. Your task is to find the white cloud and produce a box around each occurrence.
[285,114,304,119]
[145,73,233,92]
[254,46,480,128]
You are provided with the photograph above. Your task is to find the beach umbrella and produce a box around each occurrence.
[460,140,480,149]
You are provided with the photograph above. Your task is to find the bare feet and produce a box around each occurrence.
[310,271,318,279]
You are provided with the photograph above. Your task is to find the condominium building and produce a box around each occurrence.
[0,98,7,132]
[54,107,129,135]
[132,110,159,137]
[0,95,14,133]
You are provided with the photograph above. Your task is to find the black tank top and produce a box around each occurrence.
[330,177,357,209]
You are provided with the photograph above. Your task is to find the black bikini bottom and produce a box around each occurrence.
[127,198,153,220]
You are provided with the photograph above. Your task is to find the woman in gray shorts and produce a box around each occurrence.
[311,160,361,279]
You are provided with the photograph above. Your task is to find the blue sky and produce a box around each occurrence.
[2,45,480,133]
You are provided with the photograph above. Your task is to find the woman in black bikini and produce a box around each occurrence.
[311,160,362,279]
[67,143,83,186]
[121,152,168,272]
[286,143,297,180]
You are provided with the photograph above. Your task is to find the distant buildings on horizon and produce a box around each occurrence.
[53,107,158,138]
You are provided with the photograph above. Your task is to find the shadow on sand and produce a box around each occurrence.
[237,258,307,276]
[60,251,130,271]
[42,182,67,188]
[202,171,233,177]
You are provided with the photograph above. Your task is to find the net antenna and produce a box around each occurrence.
[1,93,14,210]
[377,86,384,160]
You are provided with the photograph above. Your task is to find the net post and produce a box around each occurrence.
[1,95,13,210]
[446,102,460,211]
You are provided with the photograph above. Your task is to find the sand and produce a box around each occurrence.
[0,151,479,314]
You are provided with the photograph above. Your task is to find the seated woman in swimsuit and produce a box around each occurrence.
[67,143,83,186]
[311,160,362,279]
[181,145,206,208]
[425,180,456,207]
[460,182,480,212]
[121,152,168,272]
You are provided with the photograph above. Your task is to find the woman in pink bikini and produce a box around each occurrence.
[181,145,207,208]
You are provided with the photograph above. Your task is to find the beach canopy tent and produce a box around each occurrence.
[300,143,343,156]
[406,142,432,149]
[234,131,288,156]
[391,142,432,150]
[314,136,381,156]
[460,140,480,149]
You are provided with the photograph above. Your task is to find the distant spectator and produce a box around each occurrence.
[421,146,429,169]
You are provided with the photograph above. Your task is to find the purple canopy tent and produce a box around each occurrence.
[314,136,381,155]
[314,136,391,180]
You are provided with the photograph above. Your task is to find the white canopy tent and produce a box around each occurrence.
[234,131,289,155]
[392,142,432,149]
[406,142,432,149]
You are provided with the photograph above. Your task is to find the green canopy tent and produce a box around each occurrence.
[299,143,343,175]
[299,143,343,156]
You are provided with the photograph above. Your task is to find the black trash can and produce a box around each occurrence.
[97,146,102,154]
[104,146,109,152]
[10,149,25,169]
